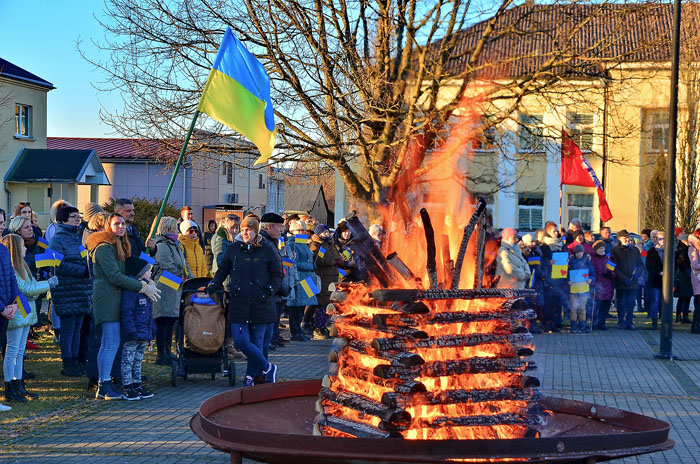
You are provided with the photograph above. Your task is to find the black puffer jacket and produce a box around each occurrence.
[210,235,284,324]
[48,223,92,317]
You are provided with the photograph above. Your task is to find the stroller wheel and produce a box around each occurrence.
[228,361,236,387]
[171,360,178,387]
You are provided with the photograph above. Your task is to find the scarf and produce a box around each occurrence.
[543,236,562,252]
[23,237,36,248]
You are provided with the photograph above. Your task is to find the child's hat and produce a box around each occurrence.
[573,243,584,254]
[125,256,150,278]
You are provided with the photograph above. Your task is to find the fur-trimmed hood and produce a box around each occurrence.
[85,230,117,251]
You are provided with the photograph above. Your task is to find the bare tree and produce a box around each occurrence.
[83,0,668,213]
[643,151,666,230]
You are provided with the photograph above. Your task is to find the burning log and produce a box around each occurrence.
[419,209,438,289]
[372,309,538,328]
[371,333,533,352]
[441,235,454,289]
[343,212,396,288]
[319,387,412,423]
[335,317,429,340]
[330,291,347,303]
[452,198,486,290]
[406,413,546,431]
[386,252,421,287]
[315,414,394,438]
[372,357,528,380]
[381,387,542,408]
[474,213,487,288]
[371,288,536,302]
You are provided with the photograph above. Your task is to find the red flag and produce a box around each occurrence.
[561,130,613,222]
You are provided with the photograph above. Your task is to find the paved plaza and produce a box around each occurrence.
[1,326,699,463]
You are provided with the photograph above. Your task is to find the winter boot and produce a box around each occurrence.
[15,379,37,400]
[121,384,141,401]
[133,383,153,399]
[569,321,578,334]
[96,380,122,400]
[60,359,74,377]
[71,358,84,377]
[581,321,591,333]
[4,382,26,403]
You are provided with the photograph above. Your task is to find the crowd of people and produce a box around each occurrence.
[1,199,698,411]
[493,219,700,335]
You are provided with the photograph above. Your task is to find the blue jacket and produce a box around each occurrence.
[10,273,49,330]
[0,244,19,309]
[48,223,92,317]
[568,254,596,294]
[121,282,155,342]
[287,234,318,307]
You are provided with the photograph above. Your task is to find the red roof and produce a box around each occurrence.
[47,137,180,160]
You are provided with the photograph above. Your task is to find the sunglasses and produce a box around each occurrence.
[187,228,198,233]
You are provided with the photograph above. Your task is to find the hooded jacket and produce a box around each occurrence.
[152,234,192,319]
[48,222,92,317]
[591,252,615,301]
[178,233,207,278]
[9,272,48,330]
[86,231,143,326]
[309,233,340,307]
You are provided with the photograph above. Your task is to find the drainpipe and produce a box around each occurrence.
[4,181,11,213]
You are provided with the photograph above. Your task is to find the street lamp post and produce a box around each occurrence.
[657,0,682,360]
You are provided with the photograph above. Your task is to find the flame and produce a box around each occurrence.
[320,99,540,440]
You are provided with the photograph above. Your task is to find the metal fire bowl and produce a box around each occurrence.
[190,379,673,464]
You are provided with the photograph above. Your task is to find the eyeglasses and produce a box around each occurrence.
[187,228,198,233]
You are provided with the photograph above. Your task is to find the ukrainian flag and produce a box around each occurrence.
[140,252,156,267]
[282,257,293,268]
[15,293,30,318]
[278,237,285,250]
[34,252,54,268]
[551,264,568,279]
[342,249,351,260]
[158,271,183,290]
[570,282,589,294]
[37,237,49,250]
[318,247,326,258]
[295,234,309,244]
[50,250,64,266]
[606,260,616,271]
[527,256,541,266]
[79,245,88,259]
[299,276,320,297]
[528,272,536,288]
[197,27,276,165]
[338,268,347,279]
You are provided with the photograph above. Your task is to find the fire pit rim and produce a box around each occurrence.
[191,379,674,463]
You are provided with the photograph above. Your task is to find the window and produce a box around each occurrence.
[645,110,669,153]
[258,173,265,189]
[517,193,544,231]
[222,162,232,184]
[518,113,544,153]
[567,193,594,231]
[568,112,594,151]
[472,117,497,150]
[15,104,31,137]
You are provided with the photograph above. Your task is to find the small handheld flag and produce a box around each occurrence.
[37,237,49,250]
[140,252,156,267]
[342,249,351,260]
[299,276,320,297]
[278,237,285,250]
[34,252,55,268]
[318,247,326,258]
[527,256,541,266]
[79,245,88,259]
[158,271,183,290]
[49,250,64,266]
[295,234,309,244]
[15,293,31,318]
[606,260,616,271]
[282,257,293,268]
[338,268,347,279]
[528,272,536,289]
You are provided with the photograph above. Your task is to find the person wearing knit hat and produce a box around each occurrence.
[120,256,155,400]
[241,215,260,232]
[83,202,105,226]
[314,223,330,236]
[592,240,605,252]
[590,237,614,330]
[568,241,595,333]
[178,220,207,278]
[611,227,642,330]
[287,218,317,341]
[308,223,340,339]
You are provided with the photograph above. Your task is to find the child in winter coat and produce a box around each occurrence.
[1,234,58,402]
[120,256,156,400]
[568,244,596,333]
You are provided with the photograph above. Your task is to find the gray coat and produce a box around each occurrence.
[152,235,192,319]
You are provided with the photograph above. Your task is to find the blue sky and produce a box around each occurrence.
[0,1,119,137]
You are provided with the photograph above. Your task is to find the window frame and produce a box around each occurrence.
[518,113,545,153]
[568,112,594,152]
[644,109,669,154]
[567,193,594,231]
[517,192,544,232]
[15,104,32,138]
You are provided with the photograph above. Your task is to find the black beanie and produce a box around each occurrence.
[125,256,150,278]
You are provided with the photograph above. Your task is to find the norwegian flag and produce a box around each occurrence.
[561,129,613,222]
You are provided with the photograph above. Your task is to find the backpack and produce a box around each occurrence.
[183,300,225,354]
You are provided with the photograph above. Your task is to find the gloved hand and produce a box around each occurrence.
[140,281,161,302]
[47,276,59,288]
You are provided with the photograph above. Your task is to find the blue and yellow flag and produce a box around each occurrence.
[318,247,326,258]
[15,293,30,318]
[49,250,64,266]
[606,260,616,271]
[295,234,309,244]
[79,245,88,259]
[34,252,55,268]
[158,271,183,290]
[37,237,49,250]
[342,249,351,260]
[528,272,536,289]
[338,268,347,279]
[197,27,276,165]
[278,237,285,250]
[527,256,541,266]
[140,252,156,267]
[282,257,293,268]
[299,276,320,298]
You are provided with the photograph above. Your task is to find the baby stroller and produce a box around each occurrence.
[171,277,235,386]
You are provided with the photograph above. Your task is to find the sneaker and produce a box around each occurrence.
[25,340,39,350]
[244,376,255,387]
[134,383,153,399]
[264,363,277,384]
[122,385,141,401]
[96,380,122,401]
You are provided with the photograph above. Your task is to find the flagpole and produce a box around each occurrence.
[559,183,563,231]
[149,110,201,244]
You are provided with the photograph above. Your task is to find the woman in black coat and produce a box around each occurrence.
[675,235,693,323]
[209,216,284,387]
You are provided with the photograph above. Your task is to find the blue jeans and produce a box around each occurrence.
[648,287,661,321]
[232,323,269,378]
[617,288,637,329]
[262,323,274,360]
[4,326,29,381]
[59,314,84,361]
[97,322,120,382]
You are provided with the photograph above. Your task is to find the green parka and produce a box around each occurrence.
[86,231,143,326]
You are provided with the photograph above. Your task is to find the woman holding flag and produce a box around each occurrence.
[286,220,318,340]
[151,217,192,366]
[1,234,58,402]
[87,213,160,400]
[48,206,93,377]
[209,215,283,387]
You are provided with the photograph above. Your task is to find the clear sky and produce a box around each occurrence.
[0,1,120,137]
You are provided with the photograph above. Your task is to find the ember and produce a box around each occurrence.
[314,201,546,440]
